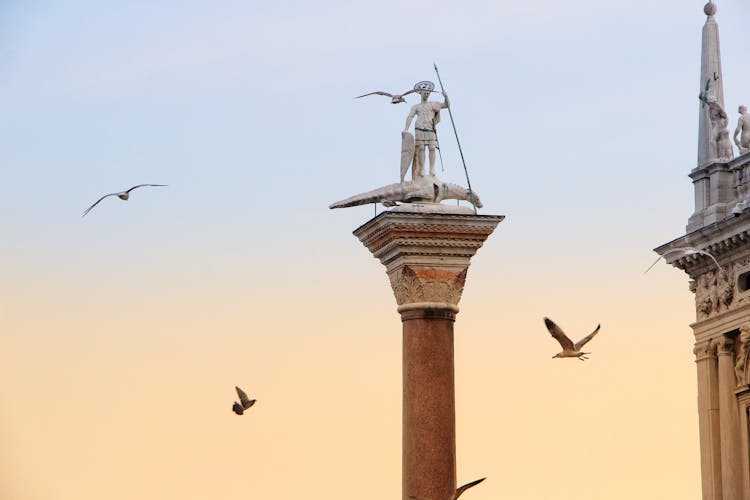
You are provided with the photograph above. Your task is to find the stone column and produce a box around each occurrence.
[354,211,502,500]
[717,336,744,500]
[694,339,722,500]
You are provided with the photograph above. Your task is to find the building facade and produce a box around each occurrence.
[655,3,750,499]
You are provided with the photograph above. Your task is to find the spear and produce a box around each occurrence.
[434,63,477,213]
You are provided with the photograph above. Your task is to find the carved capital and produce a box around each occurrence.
[388,265,467,309]
[694,340,717,361]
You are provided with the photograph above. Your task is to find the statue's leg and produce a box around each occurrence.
[415,144,425,177]
[428,144,436,176]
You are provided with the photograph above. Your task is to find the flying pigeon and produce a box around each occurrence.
[645,246,723,275]
[82,184,167,217]
[232,386,256,415]
[544,317,601,361]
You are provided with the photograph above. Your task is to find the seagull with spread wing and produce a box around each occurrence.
[82,184,167,217]
[645,246,723,275]
[355,88,432,104]
[408,477,486,500]
[232,386,256,415]
[544,317,601,361]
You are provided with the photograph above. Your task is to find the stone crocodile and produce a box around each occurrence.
[329,176,482,209]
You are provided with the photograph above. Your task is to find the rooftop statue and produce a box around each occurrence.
[699,91,734,162]
[331,78,480,213]
[735,105,750,155]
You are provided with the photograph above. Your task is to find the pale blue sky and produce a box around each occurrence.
[2,2,750,499]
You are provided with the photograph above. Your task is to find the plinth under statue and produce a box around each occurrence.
[331,79,503,500]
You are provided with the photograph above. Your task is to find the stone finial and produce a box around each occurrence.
[704,1,717,17]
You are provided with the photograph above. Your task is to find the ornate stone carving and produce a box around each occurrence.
[694,263,737,319]
[695,271,717,319]
[694,339,717,360]
[735,325,750,386]
[388,265,467,307]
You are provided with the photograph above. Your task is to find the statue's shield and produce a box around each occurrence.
[400,131,415,182]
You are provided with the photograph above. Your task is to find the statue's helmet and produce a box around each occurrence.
[413,80,435,92]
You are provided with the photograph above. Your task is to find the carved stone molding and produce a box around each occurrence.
[388,265,467,308]
[694,339,718,361]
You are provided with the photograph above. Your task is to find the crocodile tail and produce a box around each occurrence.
[329,183,404,209]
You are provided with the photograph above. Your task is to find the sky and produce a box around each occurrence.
[2,1,750,499]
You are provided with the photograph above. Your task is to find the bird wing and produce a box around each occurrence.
[354,91,394,99]
[658,247,724,274]
[643,255,664,274]
[692,250,723,274]
[574,324,601,351]
[125,184,167,193]
[453,478,486,500]
[242,398,256,410]
[82,193,117,217]
[235,386,252,406]
[400,89,419,97]
[544,317,574,351]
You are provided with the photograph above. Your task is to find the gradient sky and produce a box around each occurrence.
[2,1,750,499]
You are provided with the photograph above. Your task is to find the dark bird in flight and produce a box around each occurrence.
[544,317,601,361]
[408,477,486,500]
[82,184,167,217]
[453,478,486,500]
[232,386,256,415]
[355,89,426,104]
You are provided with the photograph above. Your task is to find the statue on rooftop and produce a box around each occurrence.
[734,105,750,155]
[700,91,734,162]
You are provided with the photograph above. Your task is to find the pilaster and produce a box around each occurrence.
[695,339,723,500]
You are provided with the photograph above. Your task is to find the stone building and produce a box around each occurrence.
[654,3,750,499]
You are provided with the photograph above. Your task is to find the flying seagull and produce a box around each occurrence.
[232,386,256,415]
[645,246,723,274]
[544,317,601,361]
[355,89,431,104]
[408,477,486,500]
[82,184,167,217]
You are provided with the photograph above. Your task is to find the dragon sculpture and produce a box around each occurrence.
[329,175,481,210]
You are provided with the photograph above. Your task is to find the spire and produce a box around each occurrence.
[697,1,727,167]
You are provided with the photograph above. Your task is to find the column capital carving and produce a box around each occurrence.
[354,212,503,311]
[694,339,718,360]
[389,265,466,311]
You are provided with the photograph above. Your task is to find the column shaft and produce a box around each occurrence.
[401,308,456,500]
[718,337,744,500]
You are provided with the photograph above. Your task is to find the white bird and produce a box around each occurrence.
[408,477,486,500]
[355,89,428,104]
[544,317,601,361]
[232,386,256,415]
[645,246,722,274]
[82,184,167,217]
